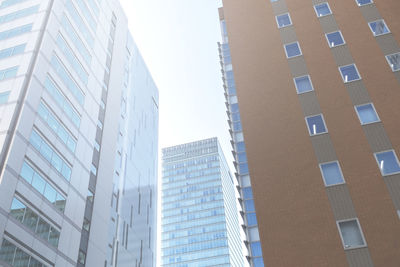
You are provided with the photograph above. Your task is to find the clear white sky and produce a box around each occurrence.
[119,0,232,162]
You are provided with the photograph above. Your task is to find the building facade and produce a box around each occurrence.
[220,0,400,266]
[161,138,244,267]
[0,0,158,267]
[218,16,264,267]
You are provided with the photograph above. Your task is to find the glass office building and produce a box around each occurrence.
[161,138,244,267]
[218,8,264,267]
[0,0,159,266]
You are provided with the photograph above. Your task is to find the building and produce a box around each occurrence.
[0,0,158,267]
[161,138,244,267]
[219,0,400,266]
[218,19,264,267]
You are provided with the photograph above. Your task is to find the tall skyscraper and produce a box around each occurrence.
[0,0,158,267]
[218,14,264,267]
[219,0,400,266]
[161,138,244,267]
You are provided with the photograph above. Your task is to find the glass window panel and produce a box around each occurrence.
[51,153,62,172]
[47,114,59,133]
[10,198,25,222]
[230,103,239,113]
[29,131,42,150]
[339,64,360,82]
[320,161,344,186]
[326,31,345,47]
[245,199,255,212]
[338,220,365,248]
[20,162,34,183]
[22,208,39,232]
[284,42,301,58]
[306,114,327,135]
[57,126,68,144]
[375,150,400,176]
[13,248,30,267]
[28,257,43,267]
[44,184,57,203]
[242,187,253,199]
[0,239,16,265]
[386,53,400,72]
[253,257,265,267]
[238,152,247,163]
[37,103,49,121]
[251,242,263,257]
[294,75,313,94]
[40,142,52,162]
[276,13,291,28]
[239,163,249,174]
[31,173,46,194]
[356,0,373,5]
[78,251,86,264]
[67,138,76,152]
[355,103,379,124]
[0,91,10,104]
[61,164,71,180]
[36,218,50,240]
[314,3,332,17]
[236,142,245,153]
[247,213,258,226]
[369,20,390,36]
[48,227,60,247]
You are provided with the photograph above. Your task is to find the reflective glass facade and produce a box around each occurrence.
[0,1,158,267]
[161,138,244,267]
[219,11,265,267]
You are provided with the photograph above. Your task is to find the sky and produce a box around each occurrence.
[119,0,232,164]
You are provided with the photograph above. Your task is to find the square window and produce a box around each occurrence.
[242,187,253,199]
[326,31,345,48]
[284,42,302,58]
[253,258,264,267]
[276,13,292,28]
[339,64,361,83]
[314,3,332,17]
[375,150,400,176]
[319,161,345,186]
[305,114,327,136]
[385,53,400,72]
[355,103,380,125]
[337,219,366,249]
[369,20,390,36]
[245,199,255,212]
[356,0,373,6]
[250,242,263,257]
[294,75,314,94]
[247,213,258,226]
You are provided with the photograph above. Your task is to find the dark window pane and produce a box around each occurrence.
[36,218,50,241]
[23,208,39,232]
[0,239,16,264]
[10,198,26,222]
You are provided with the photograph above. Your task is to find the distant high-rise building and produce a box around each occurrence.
[161,138,244,267]
[218,11,264,267]
[0,0,158,267]
[219,0,400,266]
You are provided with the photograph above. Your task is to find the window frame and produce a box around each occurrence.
[374,149,400,176]
[339,64,361,83]
[293,75,314,94]
[305,114,328,136]
[319,160,346,187]
[284,41,302,59]
[385,52,400,72]
[325,30,346,48]
[275,13,292,29]
[314,2,332,18]
[355,0,373,6]
[336,218,367,250]
[354,103,380,125]
[368,19,390,37]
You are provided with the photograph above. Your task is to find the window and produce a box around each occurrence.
[369,20,390,36]
[355,103,380,125]
[326,31,345,47]
[294,75,314,94]
[242,187,253,199]
[245,199,255,212]
[276,13,292,28]
[284,42,302,58]
[356,0,373,6]
[0,91,10,104]
[320,161,345,186]
[0,66,18,81]
[253,257,265,267]
[0,44,26,60]
[247,213,258,226]
[305,114,327,136]
[337,219,366,249]
[0,23,32,41]
[251,242,263,257]
[339,64,361,83]
[385,52,400,72]
[375,150,400,176]
[314,3,332,17]
[78,250,86,264]
[0,5,39,25]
